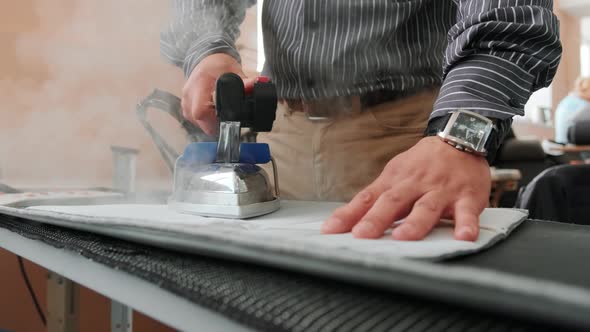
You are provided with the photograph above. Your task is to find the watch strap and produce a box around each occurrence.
[424,113,512,164]
[424,114,451,137]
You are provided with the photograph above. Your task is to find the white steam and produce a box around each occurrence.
[0,0,187,190]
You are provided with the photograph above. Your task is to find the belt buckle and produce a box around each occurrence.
[303,102,331,122]
[300,96,359,122]
[306,115,330,122]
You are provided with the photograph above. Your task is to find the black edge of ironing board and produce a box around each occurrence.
[448,219,590,289]
[1,212,589,331]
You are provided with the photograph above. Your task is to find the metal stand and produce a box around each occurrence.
[110,146,139,193]
[110,146,135,332]
[46,273,134,332]
[47,272,79,332]
[111,301,133,332]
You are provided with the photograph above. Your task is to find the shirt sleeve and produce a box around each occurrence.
[160,0,256,78]
[432,0,562,120]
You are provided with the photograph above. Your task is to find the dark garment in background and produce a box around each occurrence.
[160,0,561,120]
[568,108,590,145]
[516,165,590,225]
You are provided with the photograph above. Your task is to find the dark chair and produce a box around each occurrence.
[516,164,590,225]
[493,128,558,207]
[568,112,590,145]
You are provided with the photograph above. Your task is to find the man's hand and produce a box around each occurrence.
[182,53,249,135]
[321,137,491,241]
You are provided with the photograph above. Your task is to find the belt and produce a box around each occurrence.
[281,96,362,121]
[280,88,427,121]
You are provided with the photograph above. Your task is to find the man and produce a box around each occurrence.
[161,1,561,241]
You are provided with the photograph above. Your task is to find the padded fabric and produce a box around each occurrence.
[0,201,527,260]
[0,216,568,332]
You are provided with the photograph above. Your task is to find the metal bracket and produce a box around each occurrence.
[111,300,133,332]
[270,157,280,198]
[47,272,79,332]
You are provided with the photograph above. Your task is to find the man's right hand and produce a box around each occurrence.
[182,53,248,136]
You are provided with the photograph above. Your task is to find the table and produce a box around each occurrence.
[548,144,590,165]
[0,225,251,332]
[1,215,590,331]
[490,168,522,207]
[549,144,590,153]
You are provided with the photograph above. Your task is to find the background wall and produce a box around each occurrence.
[1,0,178,189]
[552,1,582,115]
[514,0,585,139]
[0,0,257,189]
[0,1,257,331]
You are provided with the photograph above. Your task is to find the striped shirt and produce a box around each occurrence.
[161,0,561,120]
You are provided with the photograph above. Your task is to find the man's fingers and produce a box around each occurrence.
[186,97,217,136]
[453,199,482,241]
[181,54,247,135]
[321,184,385,234]
[351,186,419,239]
[392,191,447,241]
[194,107,219,136]
[185,76,254,136]
[189,82,218,135]
[243,77,257,94]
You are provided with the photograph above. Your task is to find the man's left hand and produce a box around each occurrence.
[321,136,491,241]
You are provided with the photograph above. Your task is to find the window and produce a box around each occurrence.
[520,87,552,125]
[582,43,590,77]
[257,0,265,72]
[582,17,590,77]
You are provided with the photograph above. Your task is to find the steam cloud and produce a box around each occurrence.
[0,0,187,190]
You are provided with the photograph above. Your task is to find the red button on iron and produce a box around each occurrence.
[244,82,255,95]
[245,76,271,95]
[256,76,270,83]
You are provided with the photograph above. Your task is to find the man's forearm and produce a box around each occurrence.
[432,0,562,121]
[160,0,255,77]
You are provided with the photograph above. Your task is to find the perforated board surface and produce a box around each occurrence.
[0,215,584,332]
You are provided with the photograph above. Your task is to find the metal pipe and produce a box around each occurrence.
[270,157,280,198]
[215,121,241,163]
[111,146,139,193]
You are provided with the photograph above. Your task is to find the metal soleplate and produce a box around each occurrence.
[168,198,280,219]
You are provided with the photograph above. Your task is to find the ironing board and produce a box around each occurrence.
[0,202,528,261]
[1,211,589,331]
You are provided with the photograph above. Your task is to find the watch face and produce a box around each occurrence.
[448,113,490,150]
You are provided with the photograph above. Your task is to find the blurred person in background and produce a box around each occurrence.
[554,77,590,144]
[161,1,561,242]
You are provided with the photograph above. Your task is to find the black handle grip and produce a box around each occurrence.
[215,73,245,123]
[252,81,278,132]
[214,73,277,132]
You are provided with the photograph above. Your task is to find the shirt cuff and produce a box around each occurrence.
[183,34,242,78]
[431,54,535,120]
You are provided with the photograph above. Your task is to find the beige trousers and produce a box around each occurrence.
[258,89,439,202]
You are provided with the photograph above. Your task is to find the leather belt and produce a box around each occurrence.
[281,96,362,121]
[280,88,427,121]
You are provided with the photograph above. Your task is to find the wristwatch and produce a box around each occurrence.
[424,110,512,164]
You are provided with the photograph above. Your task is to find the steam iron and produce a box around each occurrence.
[137,73,280,219]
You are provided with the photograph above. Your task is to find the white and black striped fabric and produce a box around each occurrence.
[161,0,561,120]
